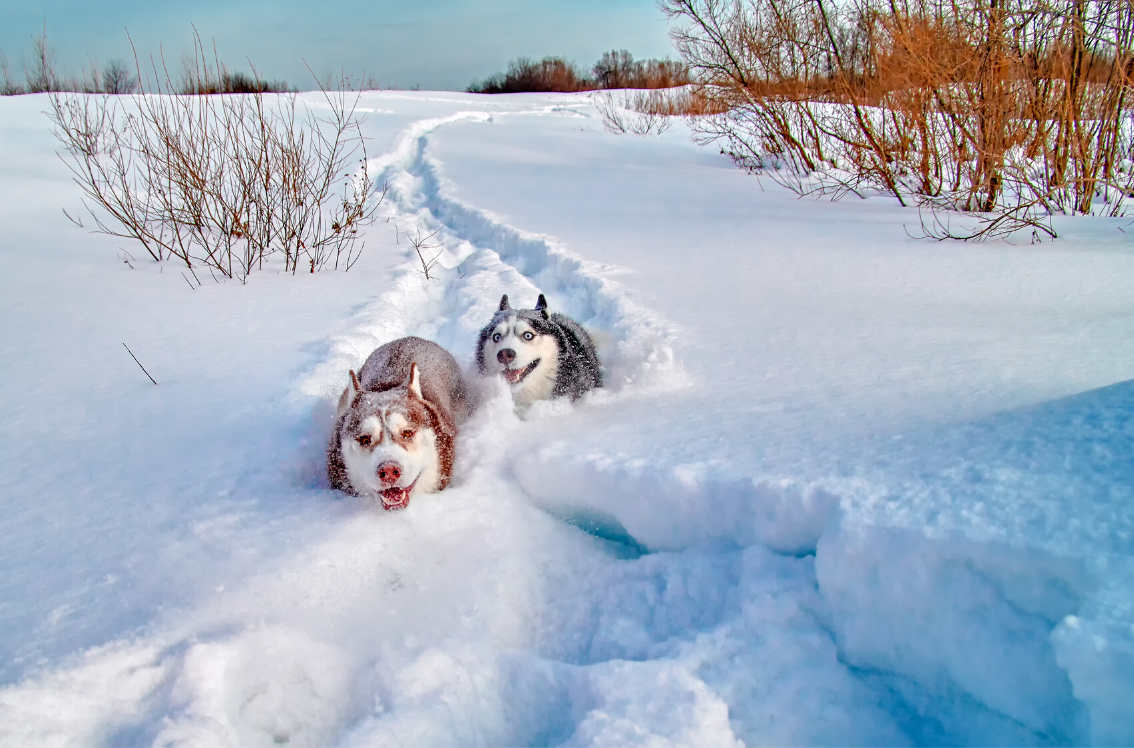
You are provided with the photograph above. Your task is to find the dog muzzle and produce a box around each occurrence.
[502,359,540,384]
[380,479,417,510]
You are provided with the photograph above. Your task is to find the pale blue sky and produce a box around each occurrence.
[0,0,676,91]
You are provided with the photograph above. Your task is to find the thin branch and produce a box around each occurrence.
[122,343,157,385]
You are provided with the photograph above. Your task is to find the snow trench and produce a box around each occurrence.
[300,106,682,404]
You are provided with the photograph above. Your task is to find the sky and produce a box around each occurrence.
[0,0,677,91]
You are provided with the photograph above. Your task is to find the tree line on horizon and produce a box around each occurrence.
[1,30,293,96]
[3,32,683,98]
[468,50,690,94]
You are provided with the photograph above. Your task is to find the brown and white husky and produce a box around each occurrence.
[327,336,472,510]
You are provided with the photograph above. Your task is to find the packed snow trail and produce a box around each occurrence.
[304,103,840,559]
[300,104,683,405]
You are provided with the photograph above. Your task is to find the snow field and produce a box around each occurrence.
[1,90,1133,746]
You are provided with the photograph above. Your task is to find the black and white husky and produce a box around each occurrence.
[476,294,602,406]
[328,336,472,510]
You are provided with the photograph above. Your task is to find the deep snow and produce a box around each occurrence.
[0,90,1132,746]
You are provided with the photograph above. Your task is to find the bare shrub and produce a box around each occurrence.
[101,60,137,95]
[0,49,21,95]
[48,41,383,282]
[24,27,60,93]
[318,71,415,92]
[396,224,444,280]
[469,51,691,94]
[662,0,1134,240]
[178,45,291,94]
[1,29,256,96]
[468,57,593,94]
[595,86,729,135]
[595,90,675,135]
[593,50,690,89]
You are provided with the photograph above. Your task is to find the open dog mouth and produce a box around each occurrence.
[502,359,539,385]
[379,479,417,511]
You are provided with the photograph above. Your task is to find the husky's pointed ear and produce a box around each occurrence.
[337,369,362,418]
[406,362,423,400]
[535,293,549,319]
[498,294,511,311]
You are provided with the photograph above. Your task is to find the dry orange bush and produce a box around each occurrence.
[663,0,1134,239]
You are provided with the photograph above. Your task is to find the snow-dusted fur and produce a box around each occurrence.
[477,294,602,406]
[328,337,471,509]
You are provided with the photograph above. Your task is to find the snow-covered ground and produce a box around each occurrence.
[1,90,1132,747]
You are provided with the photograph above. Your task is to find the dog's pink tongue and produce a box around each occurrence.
[503,369,523,384]
[380,487,411,510]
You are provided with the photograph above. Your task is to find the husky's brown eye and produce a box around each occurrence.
[357,434,371,447]
[401,429,415,440]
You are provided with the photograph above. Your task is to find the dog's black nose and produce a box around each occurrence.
[497,348,516,365]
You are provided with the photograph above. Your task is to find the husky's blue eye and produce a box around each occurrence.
[522,332,535,341]
[492,333,502,343]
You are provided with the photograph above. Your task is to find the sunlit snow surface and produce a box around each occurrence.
[1,91,1132,746]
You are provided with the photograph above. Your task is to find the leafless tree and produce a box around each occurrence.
[24,27,59,93]
[101,60,136,94]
